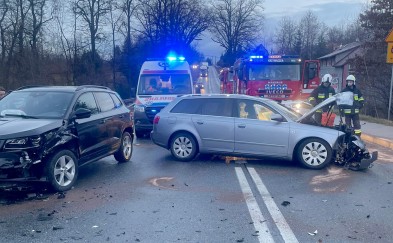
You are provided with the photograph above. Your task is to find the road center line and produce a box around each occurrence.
[247,167,299,243]
[235,167,275,243]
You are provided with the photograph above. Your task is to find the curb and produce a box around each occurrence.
[362,134,393,150]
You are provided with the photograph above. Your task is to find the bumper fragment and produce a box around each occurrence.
[358,151,378,170]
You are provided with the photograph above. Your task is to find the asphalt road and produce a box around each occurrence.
[1,67,393,243]
[0,137,392,243]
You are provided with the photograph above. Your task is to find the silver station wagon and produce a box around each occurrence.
[150,94,377,170]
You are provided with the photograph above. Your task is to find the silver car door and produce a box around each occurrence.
[192,98,234,153]
[234,99,289,157]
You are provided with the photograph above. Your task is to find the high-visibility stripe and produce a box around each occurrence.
[309,97,315,101]
[329,93,333,97]
[354,129,361,134]
[359,97,364,101]
[316,110,322,113]
[318,94,325,98]
[344,109,352,113]
[354,94,359,100]
[355,109,359,113]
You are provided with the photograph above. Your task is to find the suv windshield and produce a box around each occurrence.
[0,90,73,119]
[249,64,300,81]
[138,74,192,95]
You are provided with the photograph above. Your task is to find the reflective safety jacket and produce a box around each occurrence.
[340,85,364,115]
[308,85,336,112]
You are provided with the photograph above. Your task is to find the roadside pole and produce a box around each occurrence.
[385,28,393,120]
[390,66,393,120]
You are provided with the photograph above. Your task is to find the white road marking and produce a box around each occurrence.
[247,167,299,243]
[235,167,275,243]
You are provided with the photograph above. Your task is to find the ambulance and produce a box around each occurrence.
[133,56,194,138]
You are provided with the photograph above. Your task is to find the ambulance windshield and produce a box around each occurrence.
[137,74,192,95]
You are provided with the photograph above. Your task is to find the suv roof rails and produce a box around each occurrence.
[16,85,45,90]
[76,85,111,91]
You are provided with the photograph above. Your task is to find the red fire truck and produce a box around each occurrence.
[220,55,320,101]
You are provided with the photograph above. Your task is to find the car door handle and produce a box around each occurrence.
[238,124,246,128]
[196,121,204,125]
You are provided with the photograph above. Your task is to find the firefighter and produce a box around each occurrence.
[340,75,364,136]
[308,73,336,125]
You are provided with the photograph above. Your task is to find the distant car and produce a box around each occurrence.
[0,85,134,191]
[151,94,377,170]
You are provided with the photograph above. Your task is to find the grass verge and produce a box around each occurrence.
[360,114,393,127]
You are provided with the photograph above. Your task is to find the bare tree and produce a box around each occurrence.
[108,1,123,86]
[119,0,136,53]
[28,0,52,57]
[274,16,297,54]
[135,0,210,55]
[210,0,264,63]
[298,11,320,59]
[73,0,110,65]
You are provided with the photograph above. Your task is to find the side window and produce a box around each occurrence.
[200,98,233,117]
[254,103,275,121]
[110,93,123,108]
[236,100,275,121]
[95,92,115,112]
[74,92,99,114]
[170,99,201,114]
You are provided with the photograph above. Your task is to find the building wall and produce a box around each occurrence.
[320,66,343,92]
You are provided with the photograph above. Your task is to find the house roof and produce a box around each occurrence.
[318,42,363,60]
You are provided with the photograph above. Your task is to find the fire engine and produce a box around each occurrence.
[220,55,320,101]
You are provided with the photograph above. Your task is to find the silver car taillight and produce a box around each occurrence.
[153,115,160,124]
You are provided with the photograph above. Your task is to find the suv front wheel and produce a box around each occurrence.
[46,150,79,192]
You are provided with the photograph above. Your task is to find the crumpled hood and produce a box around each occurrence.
[297,92,354,122]
[0,118,63,139]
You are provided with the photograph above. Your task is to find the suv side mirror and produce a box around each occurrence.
[270,113,285,122]
[73,108,91,119]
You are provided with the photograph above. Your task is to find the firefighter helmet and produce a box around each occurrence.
[346,75,356,84]
[321,74,333,83]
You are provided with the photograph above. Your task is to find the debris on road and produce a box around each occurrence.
[57,192,66,199]
[52,226,64,230]
[281,201,290,206]
[308,230,318,236]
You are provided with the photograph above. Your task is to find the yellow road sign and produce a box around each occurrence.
[386,28,393,42]
[387,43,393,63]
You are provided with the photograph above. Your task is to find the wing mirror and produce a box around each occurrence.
[73,108,91,119]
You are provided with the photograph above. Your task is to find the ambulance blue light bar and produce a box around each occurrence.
[167,56,186,62]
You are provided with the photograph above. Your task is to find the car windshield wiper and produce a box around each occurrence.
[2,113,40,119]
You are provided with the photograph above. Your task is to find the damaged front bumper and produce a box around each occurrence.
[0,151,45,184]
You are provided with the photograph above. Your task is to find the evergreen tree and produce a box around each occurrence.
[352,0,393,118]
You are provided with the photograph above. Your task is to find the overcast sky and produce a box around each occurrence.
[197,0,370,60]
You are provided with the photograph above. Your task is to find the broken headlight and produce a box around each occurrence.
[4,135,42,150]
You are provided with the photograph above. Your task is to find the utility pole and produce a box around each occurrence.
[385,28,393,120]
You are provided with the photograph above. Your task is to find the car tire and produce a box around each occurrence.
[297,138,332,169]
[170,132,198,162]
[46,150,78,192]
[114,131,133,163]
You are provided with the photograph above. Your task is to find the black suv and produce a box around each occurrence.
[0,86,134,191]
